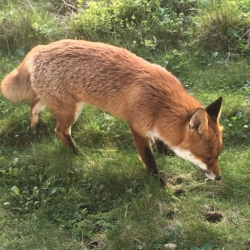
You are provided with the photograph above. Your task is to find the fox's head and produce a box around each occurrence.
[173,97,223,180]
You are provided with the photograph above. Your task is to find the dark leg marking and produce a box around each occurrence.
[144,147,166,186]
[65,134,80,155]
[154,139,175,156]
[144,146,158,175]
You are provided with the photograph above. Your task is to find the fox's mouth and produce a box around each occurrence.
[196,165,221,181]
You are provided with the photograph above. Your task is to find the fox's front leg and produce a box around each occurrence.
[130,126,166,186]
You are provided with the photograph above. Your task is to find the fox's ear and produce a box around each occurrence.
[206,97,223,122]
[189,108,208,134]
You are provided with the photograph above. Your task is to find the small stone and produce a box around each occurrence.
[164,243,177,249]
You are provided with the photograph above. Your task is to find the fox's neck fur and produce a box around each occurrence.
[153,65,201,146]
[125,61,201,147]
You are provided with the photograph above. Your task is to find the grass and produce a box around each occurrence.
[0,0,70,55]
[1,0,250,249]
[194,0,250,53]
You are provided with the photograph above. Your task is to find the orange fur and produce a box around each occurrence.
[0,39,223,183]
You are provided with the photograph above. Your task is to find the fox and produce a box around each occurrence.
[0,39,223,184]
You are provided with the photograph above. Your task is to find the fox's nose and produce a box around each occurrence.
[215,175,221,181]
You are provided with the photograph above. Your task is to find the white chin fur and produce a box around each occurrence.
[172,147,215,179]
[204,171,217,180]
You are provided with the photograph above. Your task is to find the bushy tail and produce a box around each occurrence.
[1,60,36,103]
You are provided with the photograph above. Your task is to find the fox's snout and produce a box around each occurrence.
[202,169,221,181]
[215,175,221,181]
[198,162,221,181]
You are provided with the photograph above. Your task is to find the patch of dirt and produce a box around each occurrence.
[173,187,185,197]
[90,240,99,249]
[203,211,223,223]
[175,177,184,184]
[169,174,193,185]
[166,210,175,220]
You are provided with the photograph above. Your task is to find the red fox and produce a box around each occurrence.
[1,39,223,183]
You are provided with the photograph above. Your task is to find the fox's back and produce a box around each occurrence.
[28,40,149,97]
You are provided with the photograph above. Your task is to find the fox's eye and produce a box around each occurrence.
[206,157,212,161]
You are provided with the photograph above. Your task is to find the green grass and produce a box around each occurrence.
[1,0,250,249]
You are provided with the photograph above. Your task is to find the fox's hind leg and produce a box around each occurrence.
[50,101,84,154]
[30,97,46,128]
[130,126,166,185]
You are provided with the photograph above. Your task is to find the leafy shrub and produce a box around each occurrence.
[195,0,250,55]
[161,0,201,16]
[73,0,187,52]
